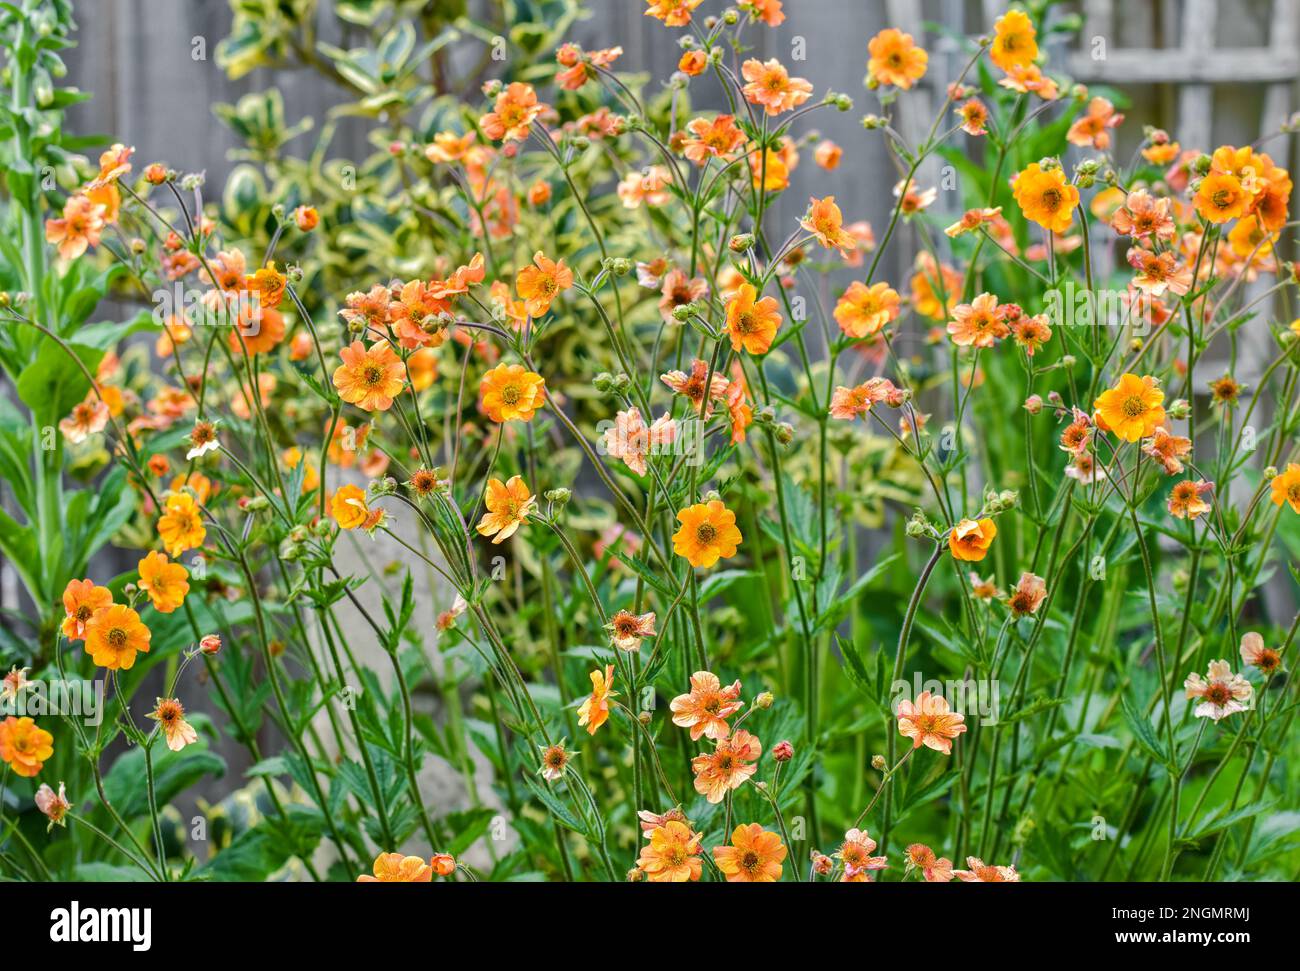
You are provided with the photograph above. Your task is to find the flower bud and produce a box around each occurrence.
[871,754,887,770]
[200,634,222,656]
[1024,394,1042,414]
[772,739,793,762]
[755,691,774,709]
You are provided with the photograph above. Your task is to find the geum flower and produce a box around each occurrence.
[1269,463,1300,512]
[606,610,656,652]
[1184,660,1252,721]
[724,283,782,355]
[713,823,787,882]
[157,491,206,556]
[479,363,546,423]
[833,281,899,338]
[1239,632,1283,674]
[0,717,53,777]
[1093,372,1166,442]
[948,517,996,562]
[637,820,703,882]
[661,359,730,417]
[947,292,1010,348]
[515,251,573,317]
[137,551,189,613]
[800,196,857,256]
[691,729,761,804]
[866,28,928,89]
[670,671,744,741]
[148,697,199,752]
[896,690,967,754]
[357,853,433,882]
[672,500,742,568]
[603,407,676,476]
[1012,163,1078,233]
[476,476,536,543]
[1167,479,1214,520]
[953,857,1020,882]
[84,604,151,671]
[905,843,954,882]
[333,340,406,412]
[577,665,617,735]
[740,58,812,115]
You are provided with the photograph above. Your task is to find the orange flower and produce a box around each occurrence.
[989,9,1038,71]
[59,394,110,444]
[955,98,988,136]
[691,729,762,803]
[741,58,812,115]
[84,603,151,671]
[247,262,287,309]
[1168,479,1214,520]
[577,665,617,735]
[1194,172,1249,224]
[672,500,742,568]
[45,194,105,259]
[476,475,535,543]
[1143,426,1192,475]
[725,283,782,355]
[357,852,433,882]
[147,697,198,752]
[603,407,676,476]
[678,50,707,76]
[837,828,889,881]
[998,63,1058,100]
[1006,572,1047,616]
[0,717,53,778]
[294,205,318,231]
[740,0,784,25]
[662,359,730,417]
[815,140,842,170]
[905,843,954,882]
[682,114,745,165]
[910,252,961,320]
[479,82,544,142]
[644,0,702,26]
[157,492,206,557]
[896,690,967,755]
[1093,373,1166,442]
[137,551,189,614]
[800,196,857,256]
[1270,463,1300,513]
[1012,163,1078,233]
[833,281,899,338]
[948,518,996,562]
[331,484,370,530]
[607,610,657,652]
[637,821,703,882]
[670,671,744,741]
[867,28,928,89]
[953,857,1019,882]
[333,341,406,412]
[1239,632,1283,675]
[515,251,573,317]
[947,292,1009,348]
[61,579,112,641]
[713,823,786,882]
[1067,97,1124,150]
[479,363,546,423]
[35,782,71,829]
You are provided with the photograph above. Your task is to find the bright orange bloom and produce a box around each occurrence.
[0,717,53,778]
[645,0,702,26]
[910,252,961,320]
[157,492,206,557]
[953,857,1020,882]
[357,852,433,882]
[84,603,151,671]
[998,63,1058,100]
[247,262,287,309]
[896,690,967,755]
[867,28,928,89]
[577,665,617,735]
[607,610,657,652]
[479,363,545,422]
[61,579,112,641]
[1093,372,1166,442]
[1168,479,1214,520]
[1270,463,1300,513]
[948,517,996,562]
[833,281,899,338]
[331,484,370,530]
[1012,163,1078,233]
[837,828,889,881]
[905,843,954,882]
[678,50,707,76]
[294,205,318,231]
[637,821,704,882]
[1067,97,1124,150]
[801,196,857,256]
[148,697,198,752]
[741,58,812,115]
[476,475,536,543]
[479,82,544,142]
[725,283,781,354]
[45,194,105,259]
[691,729,761,803]
[673,500,742,568]
[682,114,745,165]
[955,98,989,136]
[333,341,406,412]
[515,251,573,317]
[947,292,1009,348]
[713,823,786,882]
[137,551,189,614]
[740,0,784,25]
[815,140,842,170]
[1194,172,1249,223]
[1006,572,1047,616]
[990,9,1038,71]
[670,671,744,741]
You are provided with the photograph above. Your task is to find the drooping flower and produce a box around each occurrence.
[725,283,782,355]
[670,671,744,741]
[357,852,433,882]
[896,690,967,755]
[577,665,617,735]
[1012,163,1078,233]
[59,395,110,444]
[1094,373,1166,443]
[948,518,996,562]
[953,857,1020,882]
[866,28,928,89]
[713,823,787,882]
[637,820,704,882]
[333,341,406,412]
[476,476,536,544]
[83,604,151,671]
[147,697,199,752]
[1142,426,1192,475]
[1067,96,1124,149]
[0,666,28,704]
[661,359,730,417]
[837,829,889,881]
[431,853,456,877]
[157,492,206,557]
[607,610,656,652]
[672,500,742,568]
[35,782,71,829]
[801,196,857,256]
[1006,572,1047,616]
[1269,463,1300,513]
[905,843,954,882]
[955,98,989,136]
[479,363,546,423]
[137,551,189,614]
[1184,660,1253,721]
[691,729,761,804]
[331,484,370,530]
[0,717,53,777]
[1167,479,1214,520]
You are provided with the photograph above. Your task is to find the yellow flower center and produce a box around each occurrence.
[1121,395,1147,418]
[501,384,521,405]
